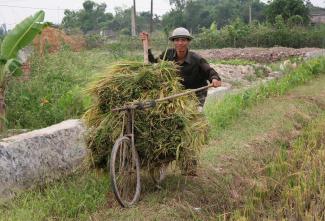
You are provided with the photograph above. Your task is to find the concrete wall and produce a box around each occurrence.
[0,120,87,200]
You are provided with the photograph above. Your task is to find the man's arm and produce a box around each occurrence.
[148,49,158,63]
[140,32,157,63]
[199,58,222,87]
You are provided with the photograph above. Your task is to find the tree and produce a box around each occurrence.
[184,1,213,32]
[62,10,80,31]
[0,11,47,131]
[240,0,267,24]
[61,0,113,34]
[162,0,267,33]
[169,0,187,11]
[108,7,132,34]
[214,0,241,27]
[266,0,310,24]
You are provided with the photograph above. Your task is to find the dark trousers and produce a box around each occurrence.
[195,89,207,107]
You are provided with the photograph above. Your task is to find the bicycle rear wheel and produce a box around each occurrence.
[109,136,141,207]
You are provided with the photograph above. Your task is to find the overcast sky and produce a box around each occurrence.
[0,0,324,29]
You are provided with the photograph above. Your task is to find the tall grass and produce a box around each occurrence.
[205,58,325,136]
[231,114,325,220]
[5,48,141,130]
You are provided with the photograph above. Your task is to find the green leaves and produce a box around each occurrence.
[4,58,23,77]
[0,10,47,60]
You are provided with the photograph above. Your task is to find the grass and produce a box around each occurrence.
[5,48,142,130]
[205,57,325,136]
[231,113,325,220]
[0,171,109,221]
[2,58,325,220]
[210,58,256,66]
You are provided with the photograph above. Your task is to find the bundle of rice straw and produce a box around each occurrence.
[83,61,209,170]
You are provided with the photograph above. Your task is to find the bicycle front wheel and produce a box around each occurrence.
[109,136,141,207]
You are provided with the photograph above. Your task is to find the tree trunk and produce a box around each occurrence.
[150,0,153,33]
[249,3,252,24]
[131,0,137,36]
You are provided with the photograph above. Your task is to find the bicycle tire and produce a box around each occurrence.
[109,136,141,207]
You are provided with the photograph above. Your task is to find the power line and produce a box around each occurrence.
[0,4,66,11]
[0,3,170,13]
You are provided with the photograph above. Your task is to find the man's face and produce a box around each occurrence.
[173,38,190,52]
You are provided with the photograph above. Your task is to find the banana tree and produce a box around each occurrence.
[0,10,47,132]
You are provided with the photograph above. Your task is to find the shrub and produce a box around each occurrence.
[6,48,113,129]
[192,19,325,49]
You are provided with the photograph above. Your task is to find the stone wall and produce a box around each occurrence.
[0,120,87,200]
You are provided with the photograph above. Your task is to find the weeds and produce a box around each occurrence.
[205,57,325,136]
[0,171,109,221]
[231,114,325,220]
[211,59,256,66]
[5,48,121,129]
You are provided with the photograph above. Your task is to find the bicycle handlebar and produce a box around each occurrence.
[111,84,213,112]
[111,100,156,112]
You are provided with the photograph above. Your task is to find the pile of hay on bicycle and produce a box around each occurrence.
[83,61,209,170]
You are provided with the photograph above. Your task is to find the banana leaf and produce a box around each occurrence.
[0,10,47,60]
[3,58,22,77]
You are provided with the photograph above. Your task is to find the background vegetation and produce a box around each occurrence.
[57,0,325,50]
[6,49,141,129]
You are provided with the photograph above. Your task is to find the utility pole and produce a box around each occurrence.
[150,0,153,33]
[131,0,137,36]
[249,3,252,24]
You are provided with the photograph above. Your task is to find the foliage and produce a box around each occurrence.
[266,0,310,24]
[0,171,109,221]
[85,34,106,49]
[0,11,47,78]
[288,15,304,27]
[162,0,266,33]
[62,1,161,35]
[62,0,113,34]
[5,48,116,129]
[192,19,325,49]
[0,10,48,131]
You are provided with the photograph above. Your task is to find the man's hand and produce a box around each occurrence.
[212,79,221,88]
[140,32,149,44]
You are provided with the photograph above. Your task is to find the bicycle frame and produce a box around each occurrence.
[123,109,135,151]
[109,83,214,207]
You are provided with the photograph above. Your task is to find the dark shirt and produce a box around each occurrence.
[148,48,221,90]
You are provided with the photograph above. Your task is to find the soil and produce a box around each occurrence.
[33,27,86,54]
[196,47,324,62]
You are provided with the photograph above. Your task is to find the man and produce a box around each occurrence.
[140,27,221,109]
[140,28,221,176]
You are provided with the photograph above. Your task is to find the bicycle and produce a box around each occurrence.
[109,84,212,207]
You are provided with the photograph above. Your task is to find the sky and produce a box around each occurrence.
[0,0,324,29]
